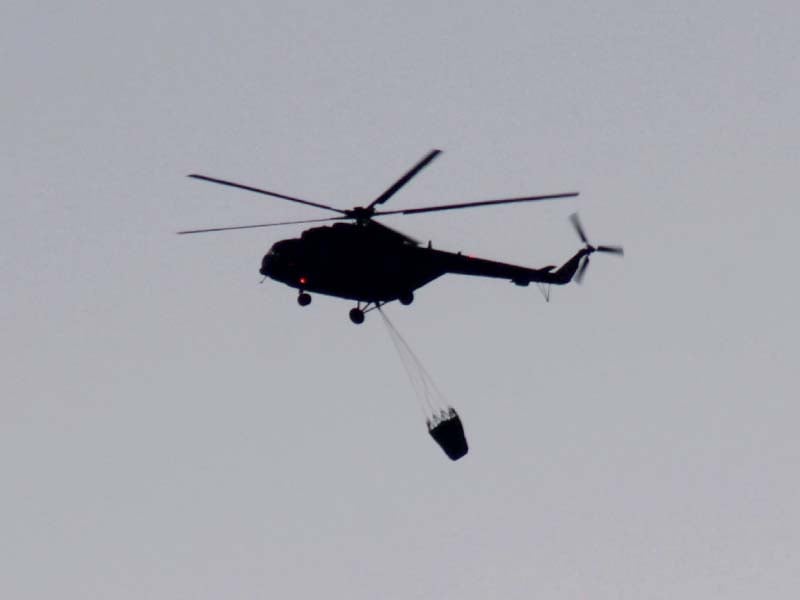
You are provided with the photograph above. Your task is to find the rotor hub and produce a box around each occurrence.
[346,206,375,224]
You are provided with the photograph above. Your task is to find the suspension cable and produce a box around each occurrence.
[378,308,448,418]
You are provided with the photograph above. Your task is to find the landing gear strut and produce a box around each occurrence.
[297,292,311,306]
[348,300,386,324]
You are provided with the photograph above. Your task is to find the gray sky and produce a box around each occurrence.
[3,2,799,598]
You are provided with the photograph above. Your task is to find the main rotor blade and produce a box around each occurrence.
[368,149,442,209]
[188,174,346,214]
[177,216,349,235]
[569,212,588,244]
[374,191,578,217]
[597,245,624,256]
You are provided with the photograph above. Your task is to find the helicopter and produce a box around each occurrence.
[179,150,623,324]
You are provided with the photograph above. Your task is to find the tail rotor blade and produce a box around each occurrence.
[575,256,590,284]
[568,214,623,284]
[597,245,624,256]
[570,212,589,244]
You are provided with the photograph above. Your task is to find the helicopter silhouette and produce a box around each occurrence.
[179,150,623,324]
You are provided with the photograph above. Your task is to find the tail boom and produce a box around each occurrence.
[436,248,589,286]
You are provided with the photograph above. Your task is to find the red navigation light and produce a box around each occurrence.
[299,276,307,285]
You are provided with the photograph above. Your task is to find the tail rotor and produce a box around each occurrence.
[569,213,624,284]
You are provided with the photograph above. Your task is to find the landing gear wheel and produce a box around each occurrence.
[349,307,365,324]
[297,292,312,307]
[399,291,414,306]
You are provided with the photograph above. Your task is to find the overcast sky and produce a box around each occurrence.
[3,2,799,598]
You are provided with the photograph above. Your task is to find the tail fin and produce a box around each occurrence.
[549,249,589,284]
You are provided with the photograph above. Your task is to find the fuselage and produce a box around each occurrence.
[260,222,443,302]
[260,222,583,303]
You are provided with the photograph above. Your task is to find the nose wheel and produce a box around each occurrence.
[297,292,312,306]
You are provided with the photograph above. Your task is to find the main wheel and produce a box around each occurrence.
[349,307,365,324]
[297,292,312,306]
[399,291,414,306]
